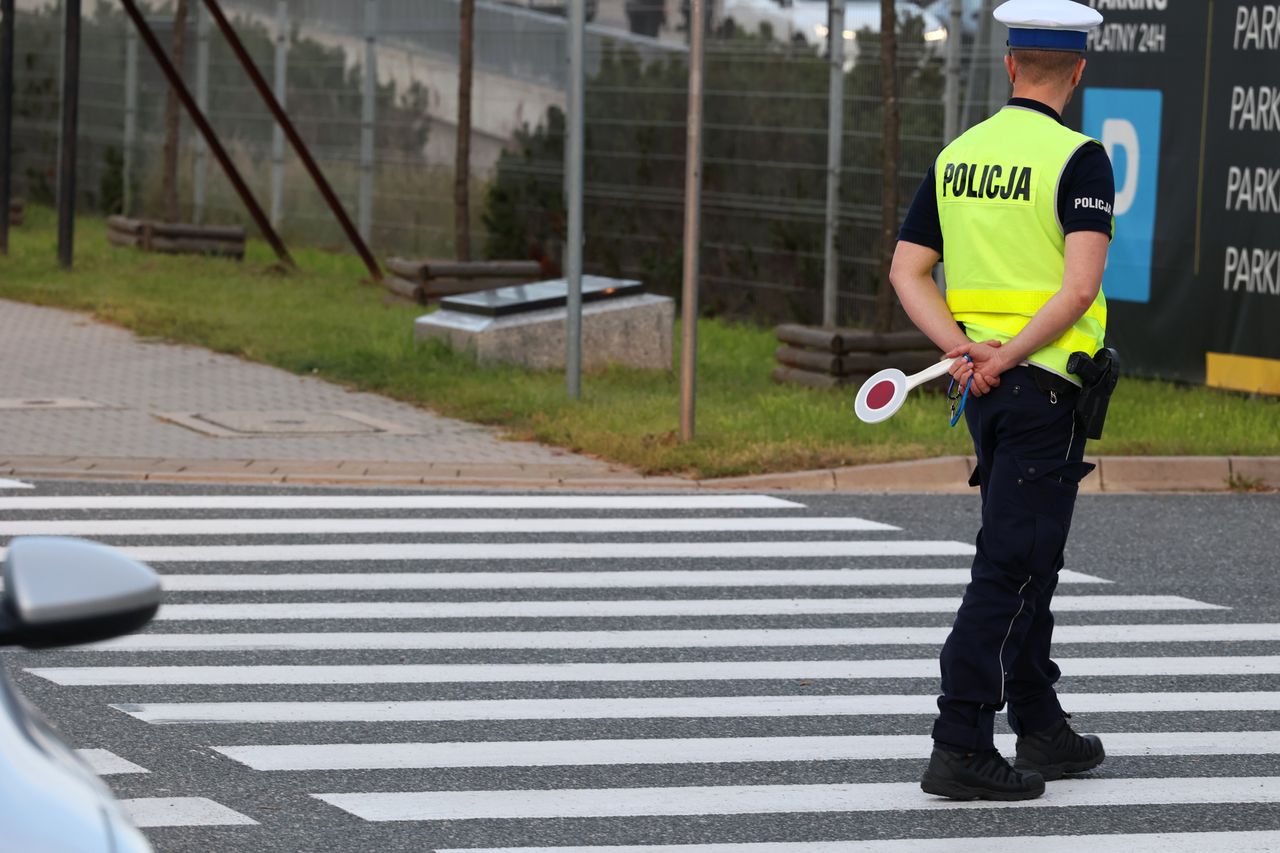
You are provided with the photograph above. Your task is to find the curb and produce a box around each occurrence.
[3,455,1278,493]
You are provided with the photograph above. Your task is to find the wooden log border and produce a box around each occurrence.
[776,324,934,355]
[771,366,853,389]
[775,346,943,378]
[382,256,548,304]
[386,256,543,282]
[106,215,246,259]
[772,323,951,391]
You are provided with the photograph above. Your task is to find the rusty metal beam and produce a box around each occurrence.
[57,0,82,268]
[200,0,382,281]
[117,0,294,268]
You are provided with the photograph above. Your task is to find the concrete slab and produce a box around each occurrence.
[416,291,674,371]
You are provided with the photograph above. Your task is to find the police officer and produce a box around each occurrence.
[889,0,1114,801]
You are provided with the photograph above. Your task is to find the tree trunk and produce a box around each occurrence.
[161,0,189,223]
[454,0,474,261]
[875,0,900,333]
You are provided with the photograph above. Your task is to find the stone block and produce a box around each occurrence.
[555,476,694,490]
[1228,457,1280,490]
[1098,456,1231,492]
[832,456,972,492]
[1078,455,1103,493]
[416,293,674,371]
[702,470,837,491]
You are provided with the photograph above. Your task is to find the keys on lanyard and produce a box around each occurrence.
[947,355,972,428]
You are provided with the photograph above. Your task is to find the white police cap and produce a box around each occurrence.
[994,0,1104,52]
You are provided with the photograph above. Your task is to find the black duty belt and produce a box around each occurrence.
[1029,366,1080,397]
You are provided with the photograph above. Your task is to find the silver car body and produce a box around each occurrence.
[0,537,161,853]
[0,668,151,852]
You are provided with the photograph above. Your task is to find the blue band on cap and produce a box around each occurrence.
[1008,28,1088,51]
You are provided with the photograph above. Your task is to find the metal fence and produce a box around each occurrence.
[6,0,1010,326]
[221,0,685,89]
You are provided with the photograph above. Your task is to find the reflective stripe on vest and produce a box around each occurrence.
[936,106,1108,379]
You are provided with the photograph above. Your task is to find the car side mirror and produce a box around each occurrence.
[0,538,161,649]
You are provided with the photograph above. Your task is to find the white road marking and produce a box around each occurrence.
[90,621,1272,652]
[314,776,1280,821]
[0,516,892,536]
[0,479,33,489]
[154,569,1108,592]
[215,730,1280,771]
[0,495,804,510]
[148,596,1220,621]
[435,830,1280,853]
[49,540,977,563]
[119,797,258,827]
[76,748,148,775]
[113,691,1280,725]
[36,655,1280,686]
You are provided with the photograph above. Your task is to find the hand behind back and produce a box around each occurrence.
[944,340,1010,397]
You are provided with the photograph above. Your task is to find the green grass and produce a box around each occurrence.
[3,207,1278,477]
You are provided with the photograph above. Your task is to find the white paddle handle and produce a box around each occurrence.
[904,357,960,390]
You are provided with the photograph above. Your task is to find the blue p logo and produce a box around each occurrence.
[1083,88,1162,304]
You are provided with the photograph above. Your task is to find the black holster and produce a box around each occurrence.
[1067,347,1121,440]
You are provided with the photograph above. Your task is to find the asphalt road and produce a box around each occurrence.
[2,479,1280,852]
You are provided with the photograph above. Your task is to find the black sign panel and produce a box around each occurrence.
[441,276,643,317]
[1064,1,1280,391]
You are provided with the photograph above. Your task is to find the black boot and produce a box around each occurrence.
[1014,716,1106,781]
[921,744,1046,801]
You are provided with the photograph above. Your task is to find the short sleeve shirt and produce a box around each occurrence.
[898,98,1115,255]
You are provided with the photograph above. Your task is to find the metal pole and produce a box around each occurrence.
[270,0,286,229]
[193,1,210,223]
[118,0,294,267]
[965,0,995,128]
[821,0,845,329]
[56,0,81,269]
[936,0,963,293]
[983,0,1005,116]
[943,0,962,143]
[123,26,138,217]
[565,0,585,398]
[199,0,378,278]
[359,0,376,242]
[455,0,474,261]
[678,0,704,442]
[0,0,14,256]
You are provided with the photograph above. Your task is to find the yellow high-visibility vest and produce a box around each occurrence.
[935,105,1109,381]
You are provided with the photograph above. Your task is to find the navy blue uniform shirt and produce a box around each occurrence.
[898,98,1115,255]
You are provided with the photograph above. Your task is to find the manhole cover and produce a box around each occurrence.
[158,410,415,437]
[0,398,107,410]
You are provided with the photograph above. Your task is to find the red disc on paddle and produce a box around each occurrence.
[866,380,896,410]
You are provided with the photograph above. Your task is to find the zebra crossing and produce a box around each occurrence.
[4,487,1280,851]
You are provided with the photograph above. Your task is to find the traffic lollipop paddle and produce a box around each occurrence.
[854,357,960,424]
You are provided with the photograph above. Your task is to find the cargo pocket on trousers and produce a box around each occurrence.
[1015,458,1096,573]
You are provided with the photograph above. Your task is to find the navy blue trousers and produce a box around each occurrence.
[932,366,1096,751]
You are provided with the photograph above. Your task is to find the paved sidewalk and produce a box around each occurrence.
[0,300,653,487]
[3,300,1275,492]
